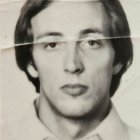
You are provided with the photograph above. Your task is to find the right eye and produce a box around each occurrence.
[44,42,58,50]
[42,41,66,51]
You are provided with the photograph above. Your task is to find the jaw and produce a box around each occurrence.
[38,90,111,139]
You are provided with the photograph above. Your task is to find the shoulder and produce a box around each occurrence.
[110,105,140,140]
[126,124,140,140]
[3,98,49,140]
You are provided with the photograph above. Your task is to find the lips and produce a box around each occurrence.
[61,84,88,96]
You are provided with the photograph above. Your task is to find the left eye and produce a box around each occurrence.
[88,40,97,46]
[82,39,101,49]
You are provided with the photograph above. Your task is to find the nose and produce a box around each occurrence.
[64,45,84,75]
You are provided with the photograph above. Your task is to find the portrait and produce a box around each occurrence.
[1,0,140,140]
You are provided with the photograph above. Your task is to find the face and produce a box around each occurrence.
[31,1,117,117]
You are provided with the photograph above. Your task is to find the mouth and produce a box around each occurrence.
[60,84,88,96]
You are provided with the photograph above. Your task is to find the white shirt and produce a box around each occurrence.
[3,98,140,140]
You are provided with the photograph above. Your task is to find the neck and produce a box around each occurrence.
[37,93,111,140]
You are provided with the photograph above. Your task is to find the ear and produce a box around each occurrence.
[113,63,123,75]
[27,63,39,78]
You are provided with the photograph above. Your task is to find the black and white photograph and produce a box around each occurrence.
[1,0,140,140]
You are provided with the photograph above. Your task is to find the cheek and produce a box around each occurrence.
[33,48,62,75]
[33,51,64,92]
[95,48,115,74]
[86,53,114,76]
[85,49,114,90]
[97,53,114,83]
[97,56,114,93]
[37,61,61,85]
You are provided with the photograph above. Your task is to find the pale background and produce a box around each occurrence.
[0,0,140,133]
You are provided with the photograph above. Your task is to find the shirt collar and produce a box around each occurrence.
[80,103,129,140]
[26,98,128,140]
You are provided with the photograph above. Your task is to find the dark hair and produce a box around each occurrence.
[15,0,133,96]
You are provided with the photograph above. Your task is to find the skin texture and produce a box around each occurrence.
[29,1,121,139]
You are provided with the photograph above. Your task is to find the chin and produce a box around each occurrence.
[56,101,96,118]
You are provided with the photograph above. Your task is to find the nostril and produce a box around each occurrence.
[74,68,82,74]
[65,65,84,74]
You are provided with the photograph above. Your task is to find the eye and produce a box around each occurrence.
[42,41,65,51]
[85,39,101,49]
[88,40,97,46]
[44,42,57,49]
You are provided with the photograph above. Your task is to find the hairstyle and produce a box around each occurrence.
[15,0,133,97]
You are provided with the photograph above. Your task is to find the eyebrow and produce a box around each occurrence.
[36,28,103,40]
[80,28,103,36]
[36,32,63,40]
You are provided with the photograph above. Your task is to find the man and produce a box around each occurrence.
[13,0,139,140]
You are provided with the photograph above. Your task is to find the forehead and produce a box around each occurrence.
[31,0,109,39]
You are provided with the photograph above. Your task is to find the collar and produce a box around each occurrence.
[20,97,129,140]
[80,103,129,140]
